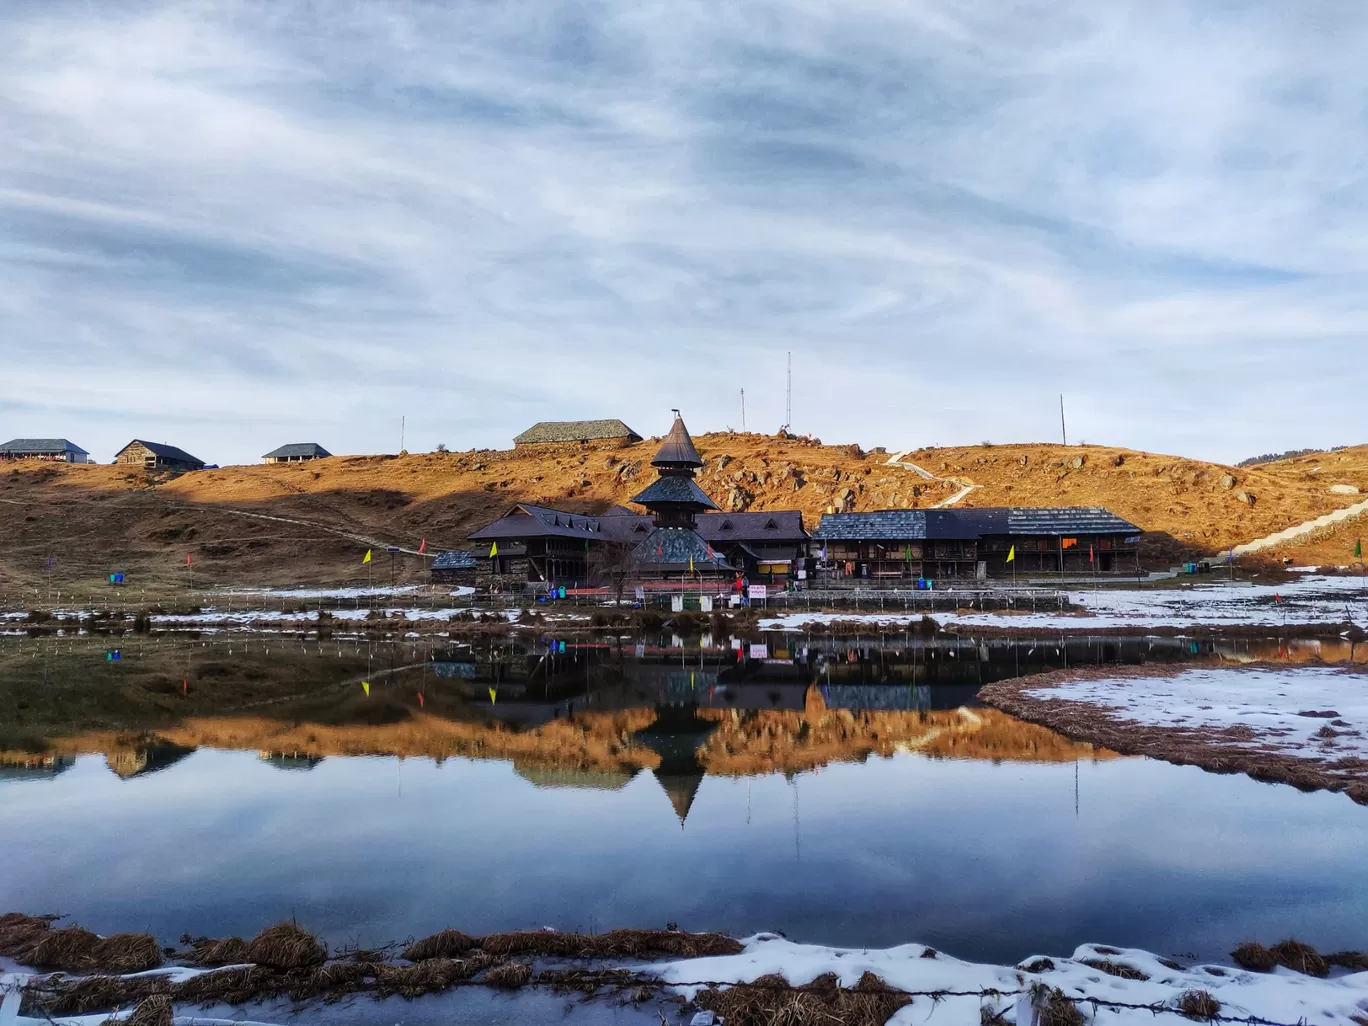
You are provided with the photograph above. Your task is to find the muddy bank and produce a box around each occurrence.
[978,663,1368,804]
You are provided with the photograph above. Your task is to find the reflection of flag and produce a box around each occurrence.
[418,539,426,554]
[362,550,372,564]
[1006,546,1015,563]
[1089,545,1095,563]
[689,555,695,572]
[488,687,497,704]
[1357,538,1363,559]
[362,681,370,696]
[417,691,424,707]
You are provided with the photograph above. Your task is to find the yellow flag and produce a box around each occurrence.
[361,681,370,696]
[489,541,499,558]
[488,686,497,704]
[689,555,694,572]
[1006,546,1015,563]
[362,549,372,564]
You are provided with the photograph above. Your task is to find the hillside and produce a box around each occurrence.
[3,435,1367,596]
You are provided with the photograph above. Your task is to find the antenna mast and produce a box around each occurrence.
[740,389,746,432]
[785,351,792,431]
[1059,395,1067,446]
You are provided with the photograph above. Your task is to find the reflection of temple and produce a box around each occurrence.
[0,755,75,782]
[634,706,718,825]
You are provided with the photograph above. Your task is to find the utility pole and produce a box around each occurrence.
[1059,395,1067,446]
[740,389,746,432]
[401,416,406,453]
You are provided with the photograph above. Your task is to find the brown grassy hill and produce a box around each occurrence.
[3,435,1367,596]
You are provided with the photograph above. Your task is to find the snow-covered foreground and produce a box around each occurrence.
[760,574,1368,632]
[223,584,476,600]
[650,934,1368,1025]
[1030,665,1368,768]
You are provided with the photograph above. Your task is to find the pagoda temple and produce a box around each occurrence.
[629,413,733,578]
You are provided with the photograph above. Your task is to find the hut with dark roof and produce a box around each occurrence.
[263,443,331,463]
[113,440,206,472]
[0,438,90,463]
[514,419,641,448]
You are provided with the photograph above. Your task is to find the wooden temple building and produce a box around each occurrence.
[810,507,1142,581]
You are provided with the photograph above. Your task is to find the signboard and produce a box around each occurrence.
[796,569,807,580]
[699,596,713,612]
[749,584,768,601]
[671,595,684,612]
[749,644,768,659]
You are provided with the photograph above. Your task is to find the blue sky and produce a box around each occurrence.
[2,0,1366,465]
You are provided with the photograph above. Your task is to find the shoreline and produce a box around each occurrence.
[978,662,1368,804]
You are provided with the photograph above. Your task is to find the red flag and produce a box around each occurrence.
[417,691,425,707]
[418,539,427,554]
[186,553,192,566]
[1089,545,1094,564]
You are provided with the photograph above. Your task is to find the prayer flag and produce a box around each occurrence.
[488,687,497,704]
[362,549,372,564]
[489,541,498,558]
[186,553,192,567]
[1006,546,1015,563]
[418,538,426,554]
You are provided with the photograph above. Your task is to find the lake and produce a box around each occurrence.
[2,631,1366,967]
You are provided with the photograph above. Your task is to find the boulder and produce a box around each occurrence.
[1329,484,1361,495]
[1219,474,1236,490]
[1070,456,1086,469]
[1234,490,1256,506]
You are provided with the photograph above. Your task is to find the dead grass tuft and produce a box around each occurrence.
[402,929,477,961]
[981,1004,1011,1026]
[97,933,164,973]
[1178,989,1222,1021]
[484,962,532,989]
[244,922,326,969]
[120,993,173,1026]
[187,935,251,966]
[1080,958,1149,981]
[537,967,642,996]
[173,966,276,1006]
[0,913,58,958]
[1038,987,1085,1026]
[479,928,741,960]
[374,958,470,998]
[694,972,911,1026]
[1327,950,1368,971]
[20,925,161,973]
[1231,942,1277,972]
[1269,938,1328,977]
[1019,958,1055,973]
[42,975,171,1017]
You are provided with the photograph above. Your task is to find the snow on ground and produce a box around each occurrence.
[648,934,1368,1025]
[1029,665,1368,766]
[760,575,1368,632]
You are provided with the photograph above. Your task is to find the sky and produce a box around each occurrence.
[2,0,1366,467]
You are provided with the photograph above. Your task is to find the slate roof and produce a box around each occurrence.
[651,416,703,467]
[812,507,1141,541]
[263,442,331,459]
[633,526,732,567]
[431,550,478,570]
[695,510,807,543]
[0,438,88,456]
[469,503,610,541]
[117,440,205,465]
[630,475,719,510]
[514,419,641,445]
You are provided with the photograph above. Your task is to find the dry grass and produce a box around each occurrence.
[0,913,58,959]
[1231,942,1278,972]
[42,975,172,1017]
[1080,957,1150,981]
[1268,939,1329,977]
[484,962,533,990]
[1178,989,1222,1021]
[479,928,742,960]
[119,993,173,1026]
[1018,958,1055,973]
[1327,950,1368,971]
[1037,987,1085,1026]
[402,929,478,961]
[16,925,161,973]
[187,935,251,966]
[243,922,327,969]
[693,971,911,1026]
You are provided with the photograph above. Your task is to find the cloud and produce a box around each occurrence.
[1,0,1365,464]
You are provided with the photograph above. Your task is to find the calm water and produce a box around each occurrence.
[2,633,1366,966]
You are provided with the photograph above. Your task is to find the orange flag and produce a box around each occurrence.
[418,539,427,554]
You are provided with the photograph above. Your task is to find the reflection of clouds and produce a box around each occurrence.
[3,2,1368,461]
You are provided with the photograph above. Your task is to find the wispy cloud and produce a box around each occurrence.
[2,0,1365,464]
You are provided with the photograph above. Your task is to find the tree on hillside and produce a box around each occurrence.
[587,539,641,607]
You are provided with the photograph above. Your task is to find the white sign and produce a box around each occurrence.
[749,644,769,659]
[671,595,684,612]
[797,569,807,580]
[700,596,713,612]
[749,584,768,600]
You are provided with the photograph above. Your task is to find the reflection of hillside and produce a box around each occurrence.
[696,687,1115,777]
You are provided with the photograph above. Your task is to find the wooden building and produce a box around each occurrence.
[263,443,331,463]
[513,419,641,448]
[811,507,1142,582]
[0,438,89,463]
[113,440,206,472]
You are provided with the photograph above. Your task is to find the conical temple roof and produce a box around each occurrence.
[652,415,703,468]
[655,771,704,824]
